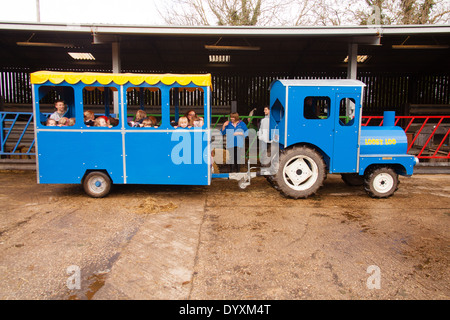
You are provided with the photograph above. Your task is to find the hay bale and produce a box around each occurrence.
[135,197,177,214]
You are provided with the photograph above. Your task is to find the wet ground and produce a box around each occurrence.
[0,170,448,300]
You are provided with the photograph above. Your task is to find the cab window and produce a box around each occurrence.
[303,96,330,120]
[339,98,356,126]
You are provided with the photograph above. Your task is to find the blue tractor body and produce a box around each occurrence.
[267,79,417,198]
[269,79,416,177]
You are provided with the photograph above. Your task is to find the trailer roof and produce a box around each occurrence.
[30,71,212,88]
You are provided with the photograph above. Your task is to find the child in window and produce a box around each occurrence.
[193,116,204,127]
[108,117,119,127]
[94,116,112,128]
[130,110,147,127]
[175,116,190,128]
[84,110,95,126]
[141,118,154,128]
[46,118,57,126]
[148,116,158,126]
[49,100,67,122]
[68,118,76,126]
[58,117,69,126]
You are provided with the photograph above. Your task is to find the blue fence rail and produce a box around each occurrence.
[0,112,37,157]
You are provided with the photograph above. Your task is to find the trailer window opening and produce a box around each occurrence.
[38,85,75,127]
[303,96,330,120]
[271,99,285,123]
[170,87,205,128]
[126,87,161,128]
[82,86,119,128]
[339,98,356,126]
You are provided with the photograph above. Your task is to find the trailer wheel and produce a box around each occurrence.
[272,146,325,199]
[341,173,364,186]
[364,166,398,198]
[83,171,112,198]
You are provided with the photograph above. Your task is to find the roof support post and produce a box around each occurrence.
[36,0,41,22]
[112,41,121,115]
[347,43,358,80]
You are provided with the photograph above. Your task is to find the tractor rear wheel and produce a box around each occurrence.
[272,146,326,199]
[364,166,398,198]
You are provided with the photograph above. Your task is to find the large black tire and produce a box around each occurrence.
[83,171,112,198]
[271,146,326,199]
[264,174,280,190]
[364,166,398,198]
[341,173,364,186]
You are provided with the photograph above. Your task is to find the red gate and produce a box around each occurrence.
[362,116,450,160]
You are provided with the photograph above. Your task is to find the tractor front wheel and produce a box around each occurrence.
[364,166,398,198]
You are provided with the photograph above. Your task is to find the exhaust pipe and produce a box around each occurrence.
[383,111,396,127]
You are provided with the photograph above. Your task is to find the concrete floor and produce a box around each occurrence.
[0,170,448,300]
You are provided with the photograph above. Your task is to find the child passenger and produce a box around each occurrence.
[49,100,67,122]
[175,116,190,128]
[84,110,95,126]
[141,118,154,128]
[46,118,57,126]
[193,116,204,127]
[94,116,112,128]
[108,117,119,127]
[130,110,147,127]
[58,117,69,126]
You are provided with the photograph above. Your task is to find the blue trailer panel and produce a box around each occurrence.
[37,130,124,184]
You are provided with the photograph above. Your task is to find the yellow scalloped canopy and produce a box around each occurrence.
[30,71,212,88]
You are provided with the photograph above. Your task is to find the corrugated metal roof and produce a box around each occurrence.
[0,21,449,36]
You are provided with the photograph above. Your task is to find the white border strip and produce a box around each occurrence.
[31,85,40,183]
[356,92,364,173]
[284,86,289,147]
[207,87,211,185]
[120,86,127,184]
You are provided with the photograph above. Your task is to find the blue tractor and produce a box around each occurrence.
[263,79,418,199]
